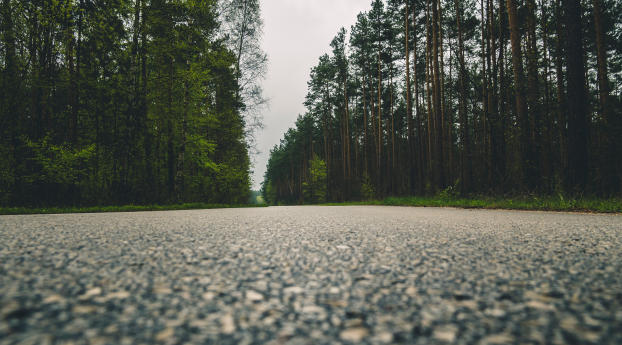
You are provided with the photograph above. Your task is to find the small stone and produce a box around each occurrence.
[221,314,235,334]
[1,301,19,318]
[457,300,478,309]
[331,315,342,327]
[583,315,601,328]
[246,290,263,302]
[105,291,130,300]
[153,285,172,295]
[485,309,506,318]
[336,245,350,250]
[43,295,65,304]
[155,328,174,341]
[104,324,119,334]
[375,332,394,343]
[202,292,216,301]
[301,305,324,314]
[73,305,97,314]
[283,286,304,294]
[480,333,514,345]
[340,327,369,342]
[526,300,555,311]
[577,330,601,342]
[181,276,196,283]
[79,287,102,300]
[405,286,417,297]
[559,318,577,332]
[433,325,458,343]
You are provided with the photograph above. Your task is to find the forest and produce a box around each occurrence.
[0,0,265,207]
[263,0,622,205]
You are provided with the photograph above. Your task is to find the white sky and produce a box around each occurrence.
[251,0,370,190]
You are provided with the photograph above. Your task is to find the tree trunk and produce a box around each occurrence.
[506,0,530,190]
[455,0,471,194]
[592,0,616,193]
[555,0,567,178]
[432,0,444,190]
[564,0,589,192]
[526,0,541,190]
[405,0,415,194]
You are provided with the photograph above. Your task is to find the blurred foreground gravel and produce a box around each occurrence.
[1,206,622,344]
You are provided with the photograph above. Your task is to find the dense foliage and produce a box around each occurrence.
[263,0,622,204]
[0,0,265,206]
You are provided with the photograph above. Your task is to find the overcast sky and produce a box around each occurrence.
[251,0,370,190]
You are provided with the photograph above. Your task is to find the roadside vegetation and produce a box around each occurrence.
[0,0,266,208]
[262,0,622,208]
[321,196,622,213]
[0,203,267,216]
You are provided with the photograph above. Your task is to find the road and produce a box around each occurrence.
[1,206,621,344]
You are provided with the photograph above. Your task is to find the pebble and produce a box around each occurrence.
[433,325,458,342]
[79,287,102,300]
[339,327,369,342]
[246,290,263,302]
[155,327,175,341]
[221,314,236,334]
[479,333,515,345]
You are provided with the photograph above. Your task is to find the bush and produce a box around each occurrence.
[361,172,375,200]
[303,155,327,203]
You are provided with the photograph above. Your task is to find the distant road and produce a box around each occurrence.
[1,206,621,344]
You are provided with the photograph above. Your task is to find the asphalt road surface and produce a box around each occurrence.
[1,206,621,344]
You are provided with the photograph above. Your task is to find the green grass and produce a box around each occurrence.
[321,196,622,213]
[0,203,267,215]
[7,197,618,215]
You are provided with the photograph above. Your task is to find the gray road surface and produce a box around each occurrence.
[1,206,621,344]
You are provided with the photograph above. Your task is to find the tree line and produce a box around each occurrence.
[263,0,622,205]
[0,0,265,207]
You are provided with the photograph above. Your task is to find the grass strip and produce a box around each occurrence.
[322,196,622,213]
[0,203,267,215]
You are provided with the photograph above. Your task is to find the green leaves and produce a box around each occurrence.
[0,0,253,207]
[303,155,327,204]
[23,137,95,187]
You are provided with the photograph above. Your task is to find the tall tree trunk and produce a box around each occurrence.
[405,0,415,194]
[541,0,554,190]
[2,0,20,203]
[413,3,423,194]
[488,0,501,190]
[432,0,444,190]
[377,52,382,179]
[592,0,616,193]
[363,78,369,175]
[555,0,567,179]
[65,1,77,144]
[455,0,471,194]
[506,0,530,190]
[167,59,175,200]
[425,0,434,180]
[564,0,589,192]
[526,0,541,190]
[141,0,153,201]
[497,0,508,189]
[480,0,489,188]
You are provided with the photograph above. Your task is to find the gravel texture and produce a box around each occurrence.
[1,206,621,344]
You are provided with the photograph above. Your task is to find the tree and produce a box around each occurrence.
[262,0,622,203]
[564,0,589,192]
[219,0,268,147]
[0,0,254,207]
[506,0,531,190]
[303,155,328,204]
